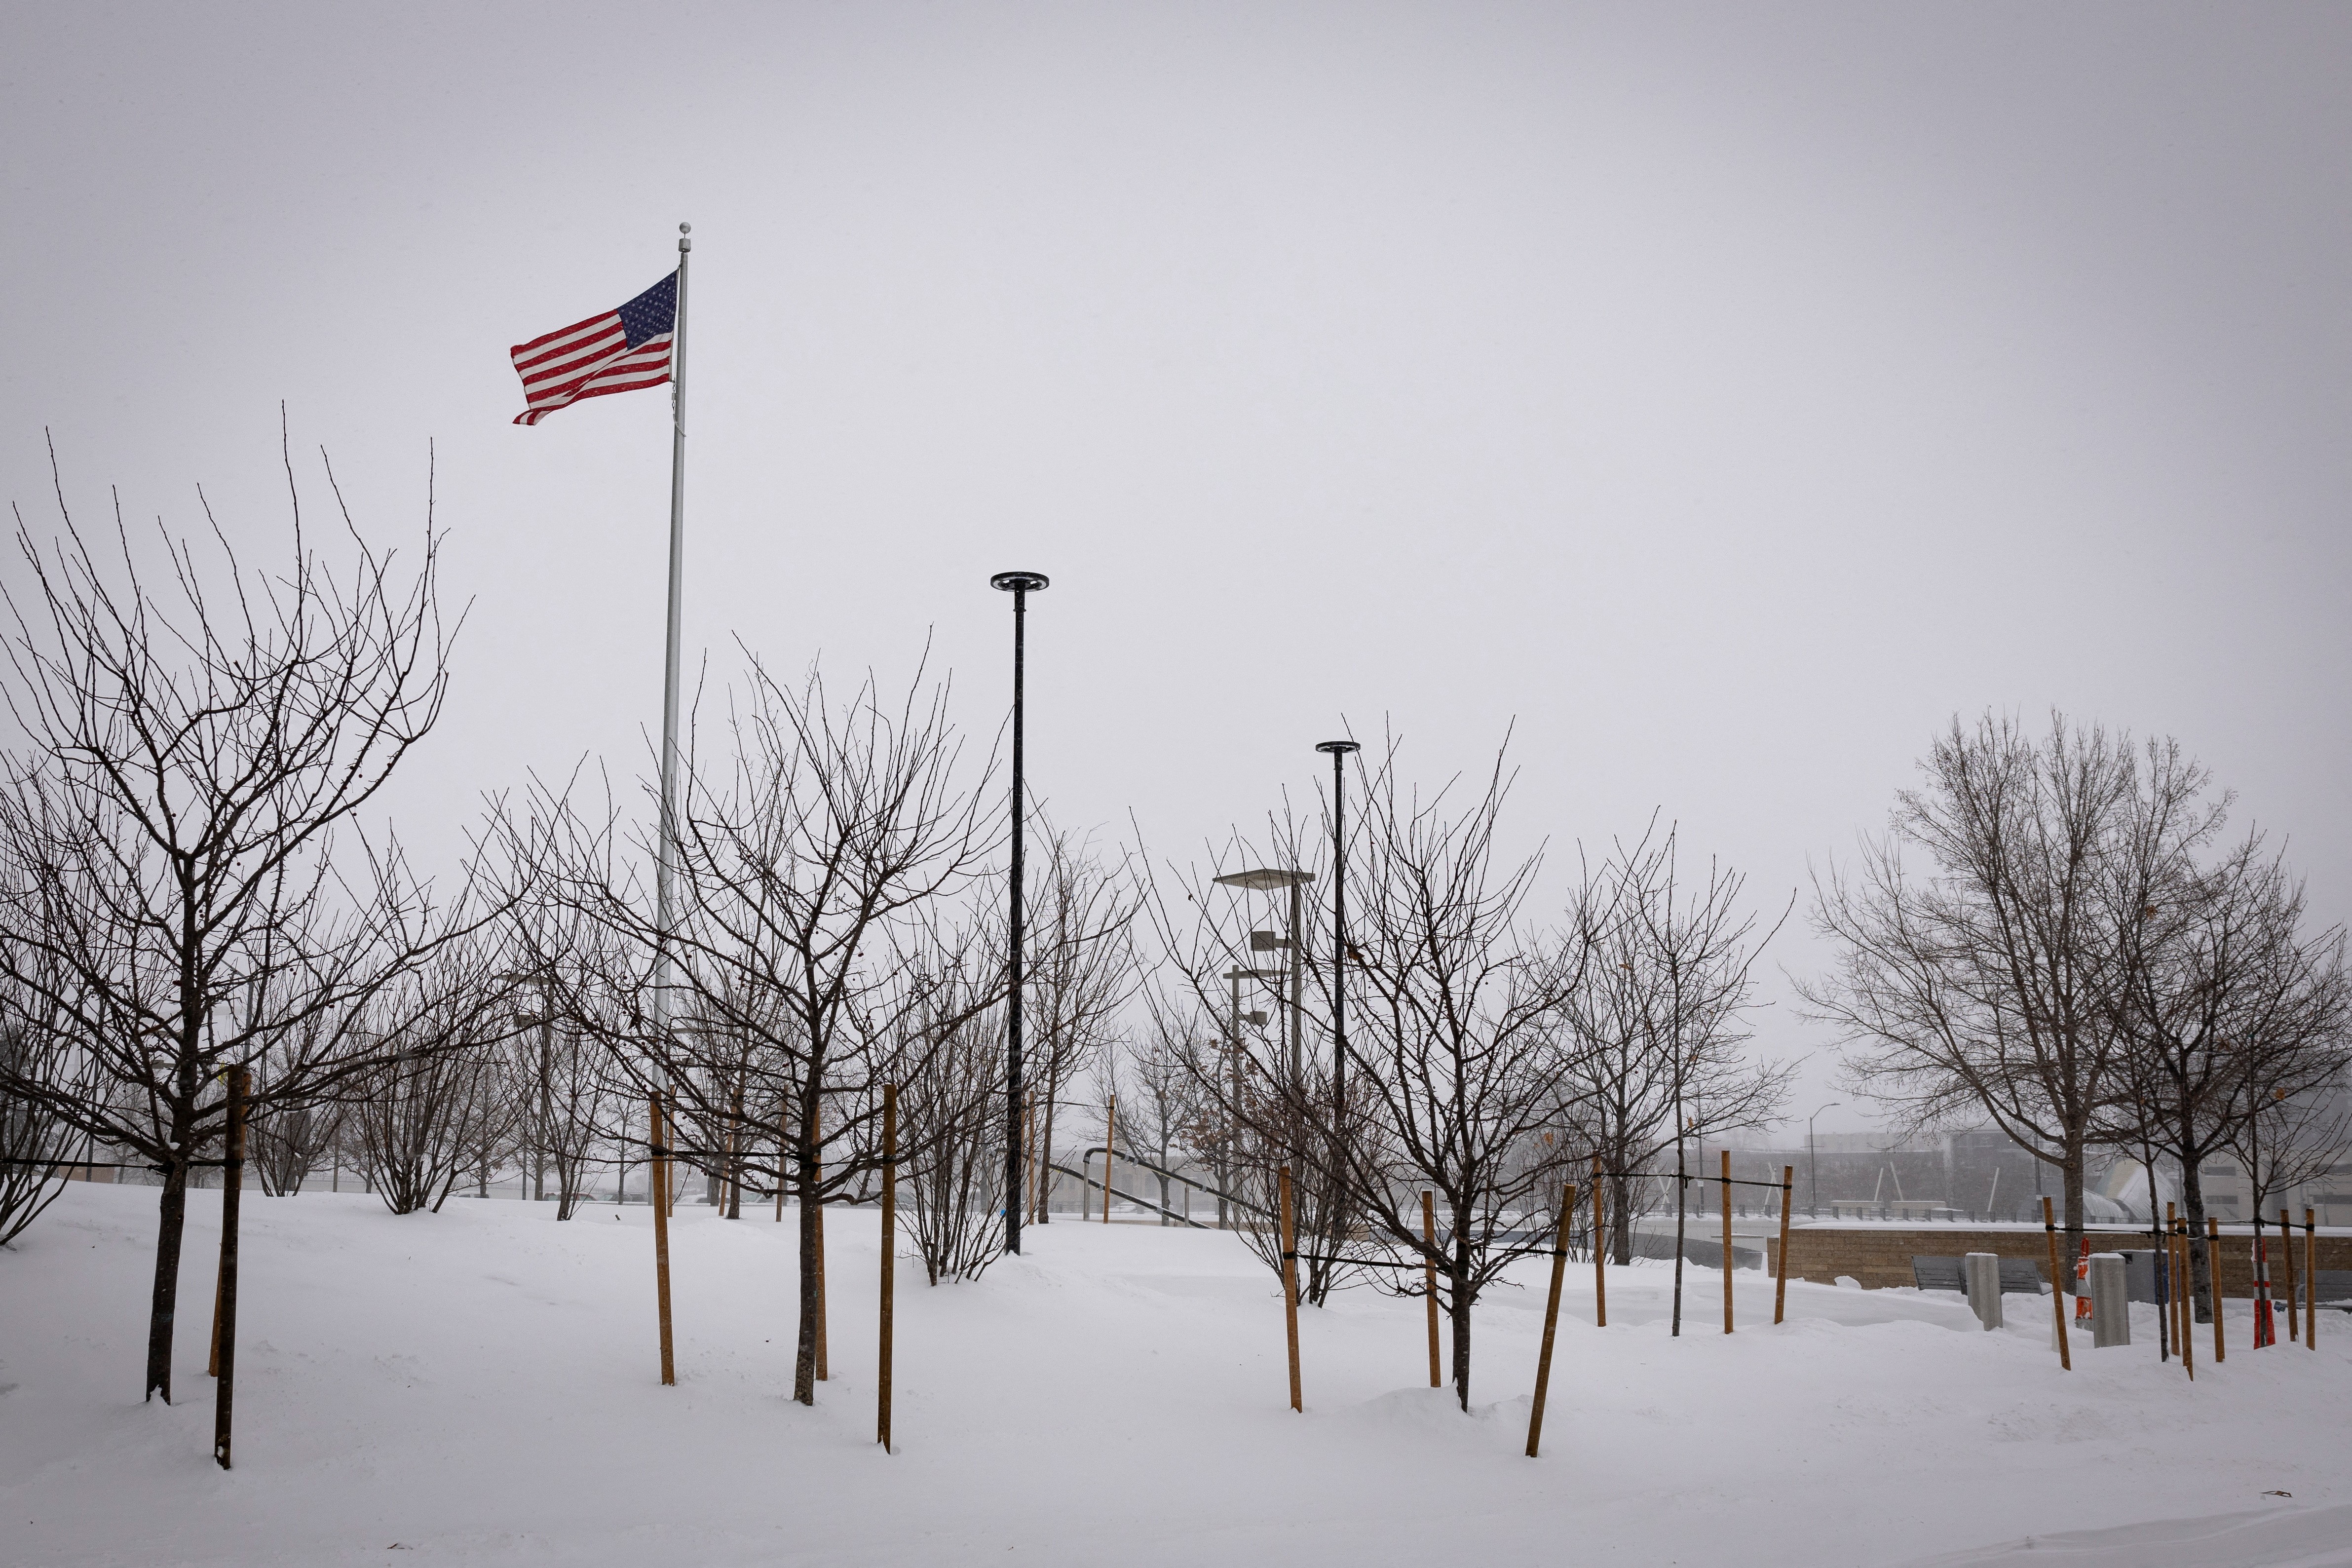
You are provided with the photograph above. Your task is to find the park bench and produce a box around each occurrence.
[1911,1255,2047,1295]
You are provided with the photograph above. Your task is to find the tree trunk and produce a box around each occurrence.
[2180,1157,2214,1324]
[1036,1089,1058,1224]
[146,1159,190,1403]
[2061,1145,2087,1266]
[793,1088,823,1404]
[725,1084,745,1221]
[1611,1171,1635,1266]
[1448,1253,1474,1411]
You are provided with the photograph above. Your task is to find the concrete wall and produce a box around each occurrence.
[1768,1224,2352,1294]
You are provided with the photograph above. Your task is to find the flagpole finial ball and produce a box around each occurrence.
[680,222,691,233]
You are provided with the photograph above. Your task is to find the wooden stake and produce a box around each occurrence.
[1101,1095,1116,1225]
[1591,1156,1607,1328]
[212,1068,248,1470]
[877,1084,897,1453]
[2174,1213,2195,1380]
[1525,1185,1574,1458]
[2042,1196,2071,1371]
[1278,1164,1301,1412]
[1421,1190,1441,1388]
[2278,1207,2296,1354]
[206,1249,225,1378]
[1720,1150,1735,1335]
[2307,1208,2319,1350]
[2207,1216,2225,1364]
[2166,1202,2180,1359]
[651,1092,676,1385]
[1774,1165,1793,1325]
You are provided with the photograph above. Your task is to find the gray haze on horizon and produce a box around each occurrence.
[5,2,2348,1134]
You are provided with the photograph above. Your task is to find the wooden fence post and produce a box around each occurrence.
[1278,1165,1301,1412]
[2277,1208,2296,1354]
[207,1252,225,1378]
[2041,1196,2071,1371]
[651,1091,676,1385]
[2207,1216,2225,1364]
[1774,1166,1793,1325]
[1591,1156,1607,1328]
[877,1084,897,1453]
[1720,1150,1734,1335]
[2173,1222,2192,1382]
[1101,1096,1116,1225]
[1421,1190,1441,1388]
[1525,1186,1574,1458]
[212,1067,248,1470]
[2306,1208,2319,1350]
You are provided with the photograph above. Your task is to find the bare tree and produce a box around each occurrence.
[1020,830,1141,1224]
[503,901,625,1219]
[245,1028,343,1197]
[888,922,1006,1282]
[1804,713,2156,1256]
[0,436,490,1403]
[0,996,89,1245]
[2233,1074,2351,1232]
[2103,826,2352,1312]
[1332,742,1604,1407]
[535,656,996,1404]
[1120,1020,1210,1224]
[1187,739,1598,1408]
[1146,802,1355,1303]
[1557,820,1792,1287]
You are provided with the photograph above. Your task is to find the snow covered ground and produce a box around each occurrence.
[4,1184,2347,1568]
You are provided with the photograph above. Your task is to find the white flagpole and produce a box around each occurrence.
[652,223,690,1069]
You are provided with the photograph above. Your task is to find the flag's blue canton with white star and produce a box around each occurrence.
[616,273,677,349]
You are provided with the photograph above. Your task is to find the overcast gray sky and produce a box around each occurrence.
[6,2,2348,1132]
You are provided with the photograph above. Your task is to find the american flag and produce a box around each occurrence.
[509,271,678,425]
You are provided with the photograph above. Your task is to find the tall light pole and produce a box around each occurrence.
[1315,741,1361,1130]
[1213,869,1314,1082]
[991,570,1048,1256]
[1808,1102,1841,1213]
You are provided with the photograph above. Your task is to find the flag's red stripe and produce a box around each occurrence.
[522,340,671,403]
[514,337,673,418]
[515,324,627,380]
[511,311,619,359]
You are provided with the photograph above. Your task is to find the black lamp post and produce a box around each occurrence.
[1315,740,1360,1130]
[991,570,1048,1255]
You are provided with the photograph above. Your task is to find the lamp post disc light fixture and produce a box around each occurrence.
[1214,869,1315,891]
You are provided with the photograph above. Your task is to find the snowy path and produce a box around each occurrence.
[3,1185,2346,1568]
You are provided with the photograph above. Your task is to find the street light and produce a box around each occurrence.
[1213,868,1314,1081]
[991,570,1049,1256]
[1808,1102,1841,1214]
[1315,741,1360,1129]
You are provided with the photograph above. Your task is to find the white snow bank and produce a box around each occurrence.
[2,1185,2345,1568]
